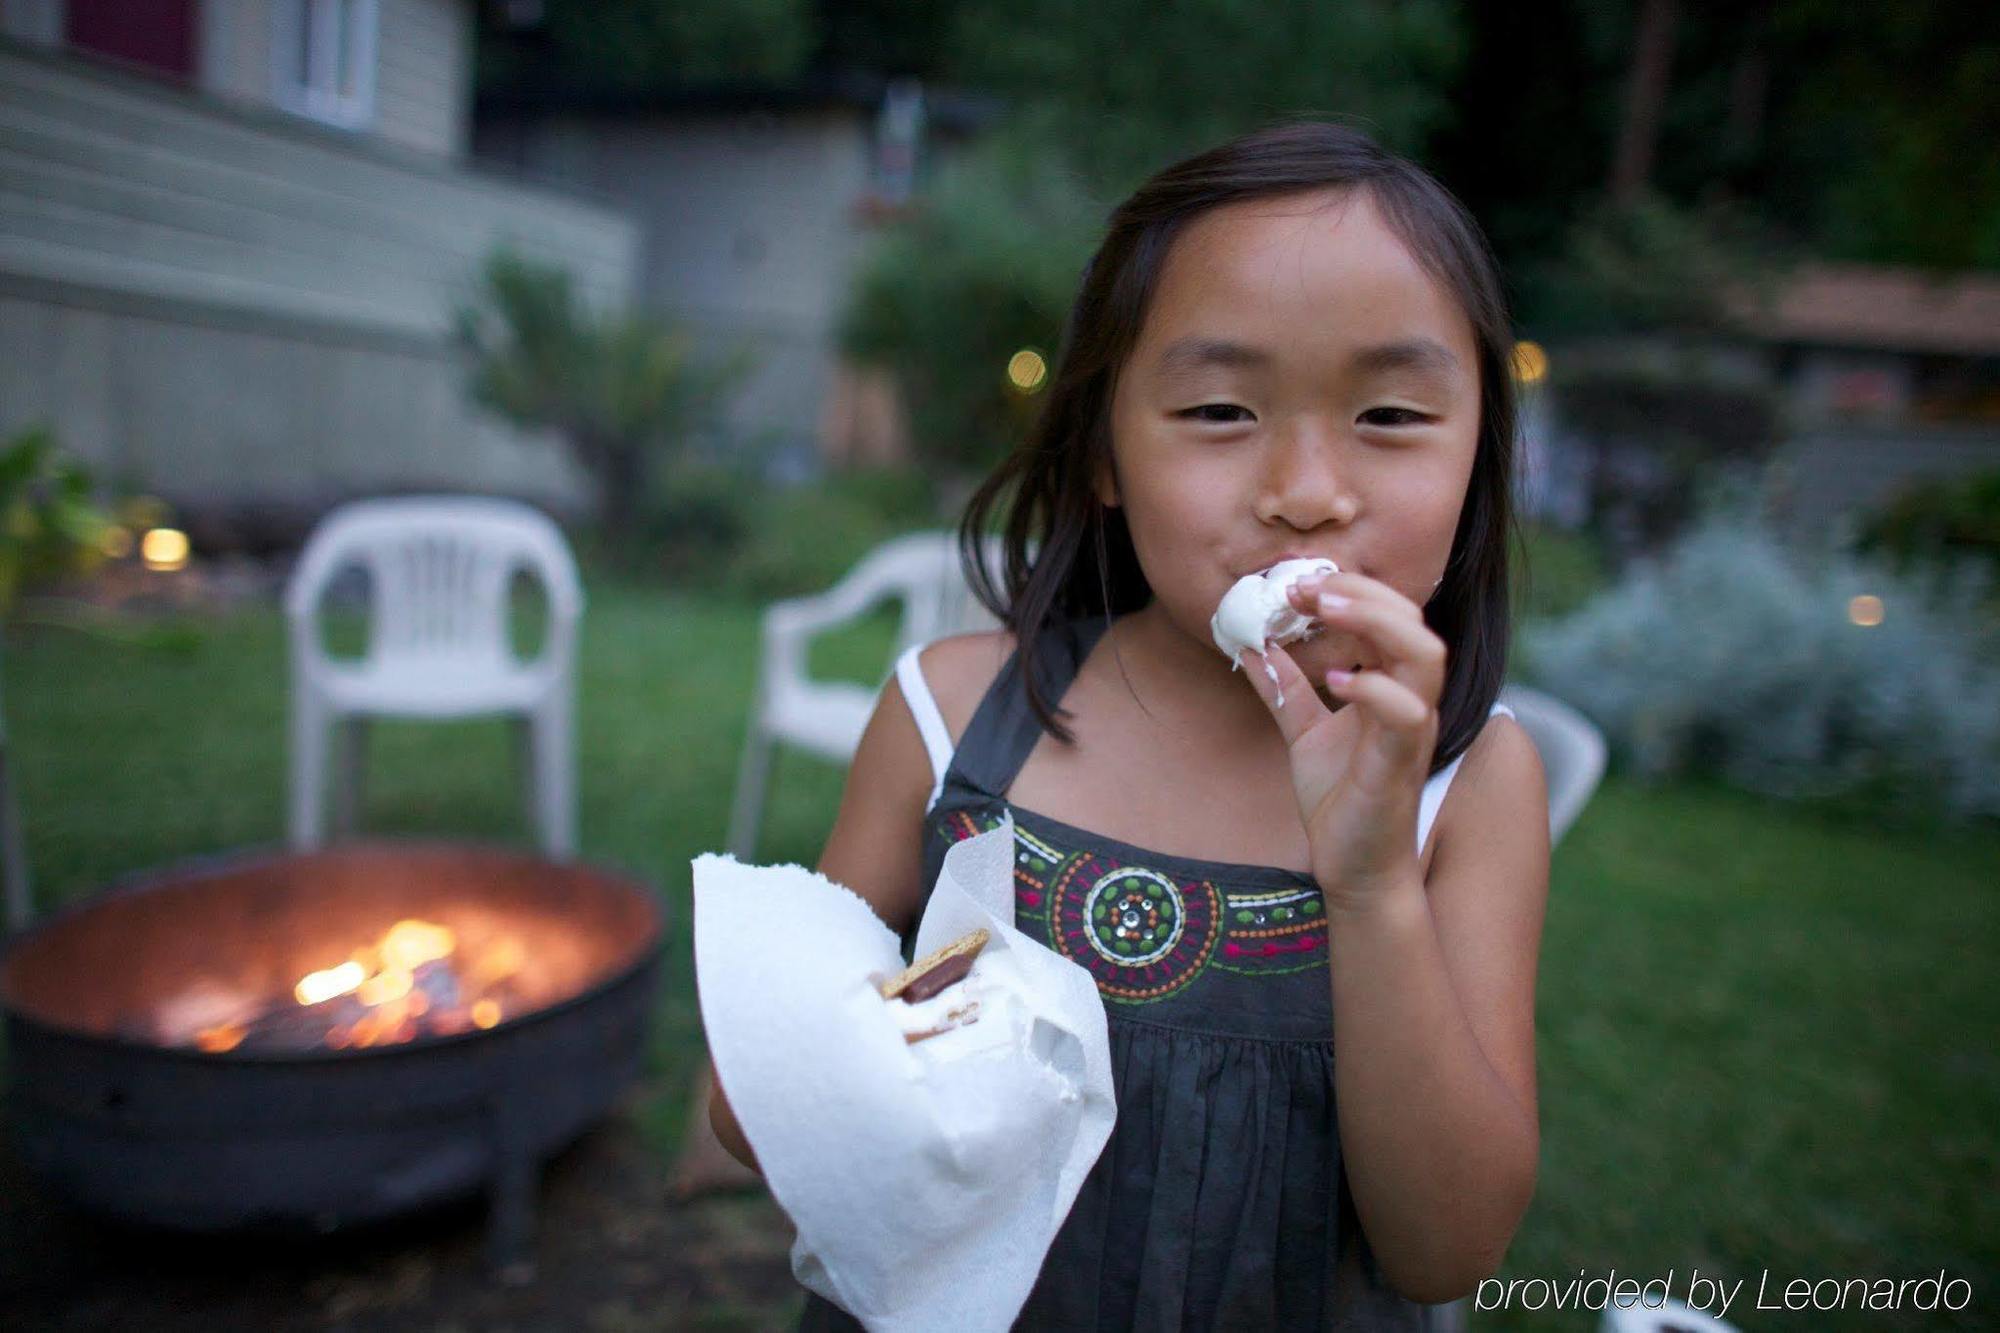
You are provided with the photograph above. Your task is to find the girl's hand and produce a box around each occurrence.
[1234,569,1447,913]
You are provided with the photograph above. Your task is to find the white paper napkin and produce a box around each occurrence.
[691,811,1117,1331]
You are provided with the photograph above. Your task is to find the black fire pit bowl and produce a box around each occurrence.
[0,840,665,1275]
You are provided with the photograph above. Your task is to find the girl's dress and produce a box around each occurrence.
[798,613,1517,1332]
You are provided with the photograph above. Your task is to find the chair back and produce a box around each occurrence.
[285,496,583,677]
[1494,683,1608,847]
[863,530,1008,656]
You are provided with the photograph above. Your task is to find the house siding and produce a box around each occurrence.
[0,36,638,510]
[373,0,469,158]
[474,109,879,467]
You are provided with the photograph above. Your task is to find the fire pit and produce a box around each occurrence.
[0,841,663,1273]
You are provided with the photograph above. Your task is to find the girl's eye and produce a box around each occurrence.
[1179,404,1253,424]
[1360,407,1430,427]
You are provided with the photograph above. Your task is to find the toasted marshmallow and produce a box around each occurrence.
[1210,557,1339,667]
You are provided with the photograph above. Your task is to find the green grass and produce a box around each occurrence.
[4,578,1995,1330]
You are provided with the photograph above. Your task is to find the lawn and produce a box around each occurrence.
[3,574,1995,1330]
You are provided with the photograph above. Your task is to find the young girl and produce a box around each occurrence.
[715,118,1550,1330]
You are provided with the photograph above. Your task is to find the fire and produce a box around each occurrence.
[190,917,526,1054]
[296,960,365,1006]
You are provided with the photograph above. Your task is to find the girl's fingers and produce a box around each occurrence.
[1288,571,1424,624]
[1234,641,1337,747]
[1310,593,1445,701]
[1326,664,1432,767]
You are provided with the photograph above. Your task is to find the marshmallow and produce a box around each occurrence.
[1210,557,1340,667]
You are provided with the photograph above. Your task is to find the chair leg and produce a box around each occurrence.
[512,713,535,836]
[289,690,327,852]
[332,717,367,838]
[528,693,575,860]
[725,711,774,863]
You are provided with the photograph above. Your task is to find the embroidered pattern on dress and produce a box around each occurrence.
[937,807,1328,1004]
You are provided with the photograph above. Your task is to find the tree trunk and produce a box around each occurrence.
[569,427,647,558]
[1609,0,1681,205]
[599,442,646,555]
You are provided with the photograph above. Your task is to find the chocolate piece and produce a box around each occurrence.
[899,952,973,1003]
[877,926,990,1000]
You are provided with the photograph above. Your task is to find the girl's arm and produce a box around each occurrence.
[1329,718,1549,1304]
[708,1071,762,1175]
[1242,574,1547,1302]
[705,670,937,1174]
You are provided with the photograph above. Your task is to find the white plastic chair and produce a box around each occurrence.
[284,496,584,857]
[1493,681,1607,847]
[725,529,1007,860]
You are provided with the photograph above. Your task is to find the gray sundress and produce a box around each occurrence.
[798,612,1507,1330]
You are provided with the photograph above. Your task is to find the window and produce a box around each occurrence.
[272,0,376,129]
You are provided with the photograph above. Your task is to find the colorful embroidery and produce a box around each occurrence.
[1047,853,1221,1001]
[934,806,1329,1003]
[1216,886,1327,975]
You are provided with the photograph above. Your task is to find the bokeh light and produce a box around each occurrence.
[1511,340,1548,384]
[1006,348,1047,392]
[140,526,189,572]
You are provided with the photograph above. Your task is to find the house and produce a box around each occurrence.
[472,69,1003,480]
[1726,263,2000,542]
[0,0,639,525]
[1537,262,2000,550]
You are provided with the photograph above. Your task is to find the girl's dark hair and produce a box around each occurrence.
[957,118,1523,776]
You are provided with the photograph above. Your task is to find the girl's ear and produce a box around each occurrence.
[1093,456,1120,509]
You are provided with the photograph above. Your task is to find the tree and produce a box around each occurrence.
[477,0,813,92]
[837,119,1101,478]
[455,250,757,554]
[834,1,1468,475]
[1607,0,1680,205]
[942,0,1465,191]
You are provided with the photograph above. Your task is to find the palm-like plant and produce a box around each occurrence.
[455,250,757,553]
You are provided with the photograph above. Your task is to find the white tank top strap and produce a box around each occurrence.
[1415,700,1517,855]
[892,642,955,811]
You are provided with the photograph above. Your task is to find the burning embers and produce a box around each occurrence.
[162,918,529,1054]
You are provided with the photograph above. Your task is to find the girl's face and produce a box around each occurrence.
[1102,186,1482,689]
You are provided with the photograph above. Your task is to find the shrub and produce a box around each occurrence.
[1853,467,2000,608]
[455,249,756,557]
[1521,494,2000,823]
[640,464,946,599]
[1512,521,1612,624]
[723,468,945,600]
[641,462,752,585]
[0,424,114,612]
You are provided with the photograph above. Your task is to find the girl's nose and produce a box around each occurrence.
[1255,423,1355,529]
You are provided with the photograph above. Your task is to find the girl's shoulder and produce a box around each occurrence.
[914,628,1019,749]
[1429,708,1547,870]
